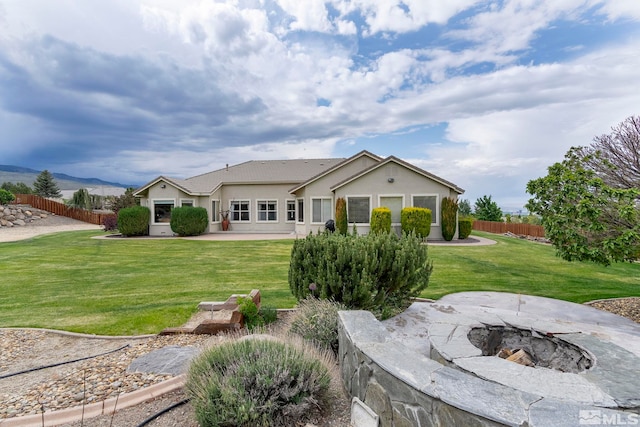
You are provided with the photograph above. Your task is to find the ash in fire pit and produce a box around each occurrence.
[468,326,594,373]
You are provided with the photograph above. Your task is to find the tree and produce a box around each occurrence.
[441,197,458,241]
[335,197,348,235]
[33,170,62,198]
[1,181,33,195]
[68,188,92,210]
[458,198,472,217]
[474,195,502,221]
[526,147,640,265]
[577,115,640,190]
[106,187,138,214]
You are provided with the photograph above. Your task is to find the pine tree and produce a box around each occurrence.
[33,170,62,198]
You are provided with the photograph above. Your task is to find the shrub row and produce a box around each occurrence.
[289,231,432,319]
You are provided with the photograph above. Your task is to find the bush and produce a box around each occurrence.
[102,214,118,232]
[441,197,459,241]
[335,197,348,235]
[288,297,346,355]
[186,337,333,427]
[237,297,277,331]
[0,189,15,205]
[401,207,431,238]
[459,217,473,239]
[370,207,391,233]
[117,206,150,236]
[289,232,432,319]
[170,206,208,236]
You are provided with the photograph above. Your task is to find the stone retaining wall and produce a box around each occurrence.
[0,205,49,228]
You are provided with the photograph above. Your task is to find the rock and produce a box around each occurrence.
[13,219,26,226]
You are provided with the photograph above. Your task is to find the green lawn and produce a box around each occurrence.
[0,230,637,335]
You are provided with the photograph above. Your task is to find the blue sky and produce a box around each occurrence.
[1,1,639,212]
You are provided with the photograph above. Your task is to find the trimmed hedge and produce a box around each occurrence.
[117,206,150,236]
[370,207,391,233]
[289,232,432,319]
[441,197,459,241]
[401,207,431,238]
[459,217,473,239]
[170,206,208,236]
[335,197,348,235]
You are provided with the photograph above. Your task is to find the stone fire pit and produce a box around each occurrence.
[339,292,640,426]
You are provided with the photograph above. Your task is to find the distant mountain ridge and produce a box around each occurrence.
[0,165,134,190]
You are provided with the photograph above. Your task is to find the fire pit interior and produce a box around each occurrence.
[467,325,594,373]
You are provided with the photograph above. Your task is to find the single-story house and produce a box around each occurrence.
[133,150,464,239]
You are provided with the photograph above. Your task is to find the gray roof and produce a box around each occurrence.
[136,158,345,195]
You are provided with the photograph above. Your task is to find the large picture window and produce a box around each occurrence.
[379,196,403,223]
[412,195,438,225]
[257,200,278,222]
[231,200,250,222]
[286,200,296,222]
[347,196,370,223]
[311,198,332,223]
[153,200,174,223]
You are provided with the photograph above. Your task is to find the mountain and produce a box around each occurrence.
[0,165,135,191]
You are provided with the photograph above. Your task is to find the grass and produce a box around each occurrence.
[0,230,638,335]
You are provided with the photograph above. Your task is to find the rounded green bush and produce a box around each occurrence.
[289,297,346,355]
[401,207,431,238]
[186,337,332,427]
[0,189,15,205]
[117,206,150,236]
[170,206,208,236]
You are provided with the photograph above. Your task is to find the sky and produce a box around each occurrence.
[1,1,639,212]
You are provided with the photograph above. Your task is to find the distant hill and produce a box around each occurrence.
[0,165,135,192]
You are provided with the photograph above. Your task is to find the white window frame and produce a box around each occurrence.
[346,195,371,224]
[286,199,296,223]
[230,200,251,222]
[257,199,278,222]
[412,194,439,225]
[297,198,305,223]
[152,199,175,224]
[180,199,194,207]
[211,199,221,223]
[311,197,332,224]
[378,194,405,225]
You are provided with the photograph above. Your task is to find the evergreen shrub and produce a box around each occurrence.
[288,297,346,355]
[170,206,208,236]
[237,297,277,330]
[335,197,348,235]
[401,207,431,238]
[117,206,150,236]
[441,197,459,241]
[458,217,473,239]
[370,207,391,233]
[289,232,432,319]
[0,189,15,205]
[187,337,333,427]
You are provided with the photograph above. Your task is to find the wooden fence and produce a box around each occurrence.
[472,220,545,238]
[11,194,115,226]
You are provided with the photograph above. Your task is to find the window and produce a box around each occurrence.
[180,199,194,207]
[257,200,278,222]
[347,196,370,223]
[153,200,174,223]
[231,200,250,222]
[286,200,296,222]
[297,198,304,222]
[380,196,403,223]
[311,198,332,223]
[211,200,220,222]
[413,195,438,224]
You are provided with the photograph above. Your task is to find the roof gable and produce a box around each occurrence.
[330,156,465,194]
[288,150,382,193]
